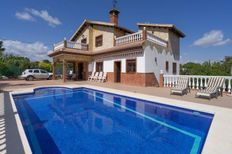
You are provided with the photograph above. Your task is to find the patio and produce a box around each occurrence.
[1,80,232,109]
[0,79,232,153]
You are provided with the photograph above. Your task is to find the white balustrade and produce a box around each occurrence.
[115,31,143,46]
[53,41,88,51]
[115,31,168,47]
[163,75,232,93]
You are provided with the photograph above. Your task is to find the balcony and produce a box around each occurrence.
[115,31,168,47]
[53,40,88,51]
[53,30,167,53]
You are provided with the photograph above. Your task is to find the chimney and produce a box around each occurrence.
[109,9,120,26]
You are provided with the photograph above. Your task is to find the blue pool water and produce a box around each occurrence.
[13,87,213,154]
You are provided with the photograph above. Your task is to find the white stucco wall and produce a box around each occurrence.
[144,43,180,82]
[88,62,94,72]
[90,51,145,73]
[88,42,180,84]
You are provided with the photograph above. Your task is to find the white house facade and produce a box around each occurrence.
[48,8,185,87]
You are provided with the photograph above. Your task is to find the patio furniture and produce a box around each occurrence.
[170,76,190,96]
[99,72,107,82]
[88,72,95,81]
[71,74,77,80]
[97,72,103,82]
[92,72,99,81]
[196,77,225,99]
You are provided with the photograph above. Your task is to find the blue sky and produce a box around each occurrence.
[0,0,231,62]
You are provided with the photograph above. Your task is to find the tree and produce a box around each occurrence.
[181,58,232,76]
[0,41,5,58]
[38,61,51,72]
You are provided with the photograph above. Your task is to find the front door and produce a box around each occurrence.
[114,61,121,83]
[78,63,84,80]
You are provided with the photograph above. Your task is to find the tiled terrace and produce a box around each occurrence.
[1,80,232,108]
[0,79,231,153]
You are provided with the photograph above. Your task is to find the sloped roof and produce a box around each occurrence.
[137,23,185,38]
[70,20,134,41]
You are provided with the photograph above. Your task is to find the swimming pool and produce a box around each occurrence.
[13,87,213,154]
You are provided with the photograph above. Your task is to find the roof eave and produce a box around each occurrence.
[137,23,185,38]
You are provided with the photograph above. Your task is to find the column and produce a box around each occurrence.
[74,61,78,80]
[62,60,66,82]
[52,62,56,80]
[142,27,147,40]
[84,62,89,80]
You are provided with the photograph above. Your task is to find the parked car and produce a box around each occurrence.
[0,75,9,80]
[20,69,53,81]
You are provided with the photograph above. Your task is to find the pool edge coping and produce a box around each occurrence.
[9,84,232,154]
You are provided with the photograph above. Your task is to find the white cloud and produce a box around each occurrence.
[15,12,34,21]
[2,40,51,61]
[26,8,61,27]
[15,8,61,27]
[193,30,231,47]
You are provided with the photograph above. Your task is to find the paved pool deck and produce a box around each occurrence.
[0,79,232,154]
[1,80,231,109]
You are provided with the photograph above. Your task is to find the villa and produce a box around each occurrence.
[48,8,185,86]
[1,3,232,154]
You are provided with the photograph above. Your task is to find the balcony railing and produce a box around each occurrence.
[115,31,143,46]
[163,75,232,93]
[115,31,168,47]
[53,40,88,51]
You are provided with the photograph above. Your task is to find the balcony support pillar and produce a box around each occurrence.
[142,27,147,40]
[52,62,56,80]
[62,60,67,82]
[64,37,67,48]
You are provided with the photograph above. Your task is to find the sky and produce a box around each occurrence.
[0,0,231,62]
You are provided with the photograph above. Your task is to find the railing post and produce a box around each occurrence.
[228,79,231,93]
[196,77,199,89]
[64,37,67,48]
[159,70,164,87]
[189,77,192,89]
[142,27,147,40]
[166,76,169,87]
[169,76,172,87]
[204,77,207,88]
[223,80,226,92]
[200,77,203,89]
[192,77,195,89]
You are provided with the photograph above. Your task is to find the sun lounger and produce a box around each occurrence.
[92,72,99,81]
[170,76,190,96]
[88,72,95,81]
[99,72,107,82]
[196,77,225,99]
[71,74,77,80]
[97,72,103,82]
